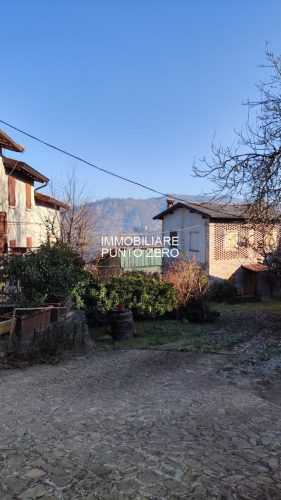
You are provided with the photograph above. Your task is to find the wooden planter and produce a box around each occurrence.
[15,308,51,336]
[44,303,68,322]
[0,314,16,337]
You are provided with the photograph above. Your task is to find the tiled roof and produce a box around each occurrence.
[0,129,24,152]
[153,201,246,221]
[242,263,268,272]
[3,157,49,183]
[35,192,69,209]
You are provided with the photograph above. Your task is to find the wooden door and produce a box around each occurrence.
[243,270,256,296]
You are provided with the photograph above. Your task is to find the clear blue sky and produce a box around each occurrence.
[1,0,281,200]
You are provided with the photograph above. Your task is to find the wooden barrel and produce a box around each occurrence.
[109,309,134,340]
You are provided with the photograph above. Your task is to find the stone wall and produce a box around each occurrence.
[0,310,94,358]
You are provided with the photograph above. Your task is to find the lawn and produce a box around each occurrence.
[90,301,281,354]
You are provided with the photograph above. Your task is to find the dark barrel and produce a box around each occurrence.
[109,309,134,340]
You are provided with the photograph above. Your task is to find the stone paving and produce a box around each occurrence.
[0,350,281,499]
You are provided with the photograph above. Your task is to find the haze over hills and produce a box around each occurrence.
[89,195,209,237]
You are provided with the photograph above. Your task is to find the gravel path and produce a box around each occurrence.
[0,350,280,499]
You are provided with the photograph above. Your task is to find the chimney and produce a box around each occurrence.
[166,198,174,208]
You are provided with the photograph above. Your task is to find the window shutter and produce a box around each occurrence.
[8,176,16,206]
[9,240,16,248]
[26,184,31,209]
[0,213,7,236]
[26,237,32,249]
[0,213,7,253]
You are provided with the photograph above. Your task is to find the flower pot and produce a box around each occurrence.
[15,308,51,336]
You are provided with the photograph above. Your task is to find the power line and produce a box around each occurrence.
[0,119,242,218]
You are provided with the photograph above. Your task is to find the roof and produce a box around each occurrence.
[153,200,246,221]
[35,192,69,210]
[3,157,49,183]
[242,263,268,273]
[0,129,24,152]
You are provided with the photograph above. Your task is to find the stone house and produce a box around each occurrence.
[153,199,280,299]
[0,129,68,253]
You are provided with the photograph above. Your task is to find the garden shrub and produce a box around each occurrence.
[208,280,238,303]
[164,257,209,309]
[1,241,85,306]
[73,272,177,321]
[183,299,220,323]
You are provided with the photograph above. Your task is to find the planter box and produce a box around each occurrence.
[44,303,68,322]
[0,317,16,336]
[16,308,51,336]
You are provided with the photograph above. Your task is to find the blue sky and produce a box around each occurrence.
[1,0,281,200]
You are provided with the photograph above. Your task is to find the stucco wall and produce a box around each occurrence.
[0,156,60,249]
[33,202,61,247]
[162,208,208,266]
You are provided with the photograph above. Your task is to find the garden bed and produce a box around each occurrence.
[15,308,52,336]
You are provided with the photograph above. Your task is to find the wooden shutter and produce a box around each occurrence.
[9,240,16,248]
[0,213,7,253]
[26,237,32,249]
[26,184,31,209]
[8,176,16,206]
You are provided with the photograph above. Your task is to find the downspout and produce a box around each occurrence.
[34,181,48,192]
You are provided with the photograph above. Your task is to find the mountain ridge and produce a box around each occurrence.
[89,194,209,236]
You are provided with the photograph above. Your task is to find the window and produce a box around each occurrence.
[26,184,31,209]
[189,231,199,252]
[8,176,16,206]
[224,231,238,251]
[169,231,178,248]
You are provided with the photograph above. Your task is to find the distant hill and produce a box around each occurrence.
[89,195,209,237]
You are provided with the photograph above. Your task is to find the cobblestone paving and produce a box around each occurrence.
[0,350,281,499]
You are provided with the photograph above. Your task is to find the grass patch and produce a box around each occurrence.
[91,300,271,352]
[213,300,281,316]
[90,301,281,352]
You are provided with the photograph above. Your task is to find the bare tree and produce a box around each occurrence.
[194,49,281,222]
[59,169,98,260]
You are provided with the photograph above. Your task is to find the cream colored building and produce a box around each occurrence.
[0,129,68,253]
[154,199,280,298]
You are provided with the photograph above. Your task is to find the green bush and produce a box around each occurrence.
[1,241,85,306]
[73,273,177,320]
[208,280,238,303]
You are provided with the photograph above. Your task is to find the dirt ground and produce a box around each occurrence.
[0,349,281,499]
